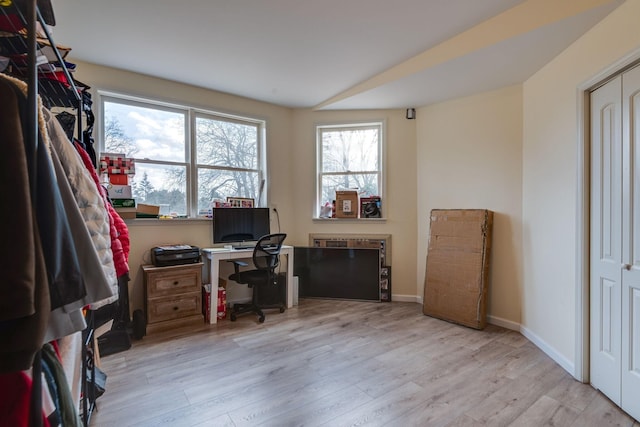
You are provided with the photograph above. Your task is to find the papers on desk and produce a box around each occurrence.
[203,246,255,252]
[203,247,229,252]
[157,244,193,250]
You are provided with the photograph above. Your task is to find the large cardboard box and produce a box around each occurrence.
[423,209,493,329]
[335,190,358,218]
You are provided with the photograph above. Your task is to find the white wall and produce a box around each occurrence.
[522,0,640,374]
[73,62,420,309]
[73,62,294,312]
[416,85,524,328]
[290,109,418,299]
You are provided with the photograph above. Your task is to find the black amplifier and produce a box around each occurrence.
[151,245,201,267]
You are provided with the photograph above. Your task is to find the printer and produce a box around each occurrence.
[150,245,201,267]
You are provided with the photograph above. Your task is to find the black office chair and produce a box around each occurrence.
[227,233,287,323]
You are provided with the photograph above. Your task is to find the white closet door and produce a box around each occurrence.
[590,74,623,405]
[621,64,640,421]
[591,64,640,421]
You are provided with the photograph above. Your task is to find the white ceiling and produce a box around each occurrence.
[49,0,623,110]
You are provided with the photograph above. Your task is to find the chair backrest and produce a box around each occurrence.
[252,233,287,271]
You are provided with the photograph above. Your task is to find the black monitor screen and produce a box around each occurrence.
[212,208,270,244]
[294,247,381,301]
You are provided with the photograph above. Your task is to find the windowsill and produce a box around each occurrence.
[312,217,387,223]
[124,217,212,226]
[125,217,387,225]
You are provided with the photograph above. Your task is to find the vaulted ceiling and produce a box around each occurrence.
[50,0,623,109]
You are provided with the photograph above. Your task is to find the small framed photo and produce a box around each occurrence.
[227,197,254,208]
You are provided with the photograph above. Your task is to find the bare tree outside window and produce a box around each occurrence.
[195,116,261,214]
[103,117,138,157]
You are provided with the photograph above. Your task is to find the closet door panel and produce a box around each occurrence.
[590,75,623,405]
[621,63,640,421]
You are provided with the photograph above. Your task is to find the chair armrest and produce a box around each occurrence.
[227,260,248,267]
[226,260,248,275]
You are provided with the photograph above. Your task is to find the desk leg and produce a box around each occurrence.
[206,254,219,325]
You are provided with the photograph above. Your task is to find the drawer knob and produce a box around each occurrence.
[173,281,179,285]
[173,306,179,311]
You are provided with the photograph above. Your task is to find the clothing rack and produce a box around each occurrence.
[1,1,93,425]
[23,3,42,426]
[34,7,83,147]
[81,311,96,426]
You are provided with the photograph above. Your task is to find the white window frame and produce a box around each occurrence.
[98,91,267,218]
[315,121,385,219]
[191,111,267,213]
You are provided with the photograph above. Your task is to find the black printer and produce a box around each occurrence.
[150,245,201,267]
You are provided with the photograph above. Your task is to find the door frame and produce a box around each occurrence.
[576,52,640,383]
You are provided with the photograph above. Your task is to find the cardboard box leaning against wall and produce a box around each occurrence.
[423,209,494,330]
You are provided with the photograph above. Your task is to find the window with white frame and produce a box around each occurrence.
[316,122,384,217]
[101,94,265,218]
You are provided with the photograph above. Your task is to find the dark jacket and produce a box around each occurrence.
[0,76,50,372]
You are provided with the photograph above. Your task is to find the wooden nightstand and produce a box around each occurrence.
[142,263,204,333]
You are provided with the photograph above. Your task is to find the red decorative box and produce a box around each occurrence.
[217,287,227,320]
[99,153,135,175]
[109,174,128,185]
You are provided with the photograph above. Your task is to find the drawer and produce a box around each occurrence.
[147,293,202,324]
[146,270,200,298]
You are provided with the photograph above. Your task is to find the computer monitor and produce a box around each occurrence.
[212,207,270,246]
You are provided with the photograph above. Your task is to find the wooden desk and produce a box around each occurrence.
[201,246,294,324]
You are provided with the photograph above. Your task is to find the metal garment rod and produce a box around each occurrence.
[36,6,84,146]
[26,2,42,426]
[34,6,84,145]
[36,7,80,102]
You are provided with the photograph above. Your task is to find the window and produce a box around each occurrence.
[194,114,262,215]
[101,94,265,218]
[316,122,384,217]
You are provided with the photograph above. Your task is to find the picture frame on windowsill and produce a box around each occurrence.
[226,197,254,208]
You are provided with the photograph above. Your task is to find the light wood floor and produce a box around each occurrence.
[90,299,639,427]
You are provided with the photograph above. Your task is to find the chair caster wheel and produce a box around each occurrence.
[230,313,237,321]
[279,307,285,313]
[259,316,265,323]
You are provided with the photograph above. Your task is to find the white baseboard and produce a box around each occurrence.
[520,325,574,376]
[487,315,520,331]
[392,294,421,303]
